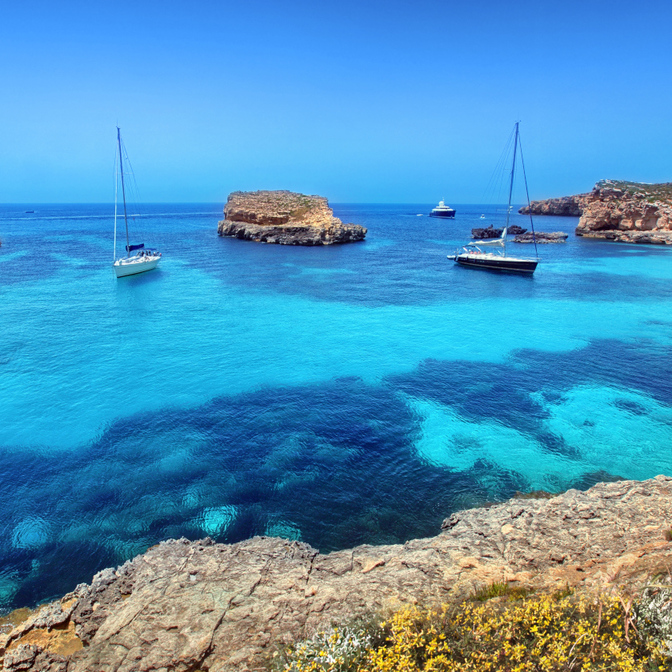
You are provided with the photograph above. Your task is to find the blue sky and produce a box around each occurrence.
[1,0,671,203]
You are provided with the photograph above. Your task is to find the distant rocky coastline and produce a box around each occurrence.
[520,194,591,217]
[520,180,672,245]
[217,190,367,246]
[3,476,672,671]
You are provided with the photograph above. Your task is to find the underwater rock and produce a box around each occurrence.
[3,476,672,671]
[217,190,367,245]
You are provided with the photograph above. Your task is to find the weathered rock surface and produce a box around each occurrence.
[217,191,366,245]
[575,180,672,244]
[507,225,527,235]
[471,225,503,239]
[520,194,590,216]
[471,225,527,239]
[3,476,672,671]
[514,231,568,244]
[520,180,672,244]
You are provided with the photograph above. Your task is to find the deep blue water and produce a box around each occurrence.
[1,202,671,611]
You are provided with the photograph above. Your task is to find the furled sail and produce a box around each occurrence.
[467,228,507,248]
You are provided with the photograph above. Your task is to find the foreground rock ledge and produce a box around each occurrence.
[217,190,367,245]
[3,476,672,671]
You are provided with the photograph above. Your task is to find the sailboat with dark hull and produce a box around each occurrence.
[113,127,162,278]
[449,122,539,274]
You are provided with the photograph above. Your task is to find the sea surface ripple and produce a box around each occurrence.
[0,202,671,610]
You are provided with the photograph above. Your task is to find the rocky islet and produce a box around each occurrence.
[470,225,567,244]
[471,224,527,238]
[217,190,367,246]
[514,231,568,243]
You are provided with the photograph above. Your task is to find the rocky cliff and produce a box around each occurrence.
[520,194,590,216]
[2,476,672,671]
[520,180,672,244]
[575,180,672,244]
[217,191,367,245]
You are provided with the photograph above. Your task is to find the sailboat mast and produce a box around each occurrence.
[113,151,118,260]
[503,121,520,256]
[505,122,519,229]
[116,127,131,256]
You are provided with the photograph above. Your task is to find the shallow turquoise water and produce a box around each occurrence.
[0,203,671,609]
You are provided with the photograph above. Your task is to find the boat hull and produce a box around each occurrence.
[453,254,538,274]
[113,257,161,278]
[429,210,456,218]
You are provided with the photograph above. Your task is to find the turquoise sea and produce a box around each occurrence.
[1,202,671,611]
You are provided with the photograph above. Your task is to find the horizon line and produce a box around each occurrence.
[0,201,531,206]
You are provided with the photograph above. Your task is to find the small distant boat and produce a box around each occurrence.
[429,200,456,218]
[448,122,539,274]
[113,127,161,278]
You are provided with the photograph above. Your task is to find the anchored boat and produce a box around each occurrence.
[448,227,538,273]
[448,122,539,274]
[113,128,162,278]
[429,200,456,218]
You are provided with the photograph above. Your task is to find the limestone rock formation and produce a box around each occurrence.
[2,476,672,671]
[217,190,367,245]
[520,194,590,216]
[575,180,672,244]
[520,180,672,244]
[514,231,568,243]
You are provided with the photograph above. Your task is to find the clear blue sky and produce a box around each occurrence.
[2,0,671,203]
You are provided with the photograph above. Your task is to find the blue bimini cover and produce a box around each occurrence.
[126,243,145,252]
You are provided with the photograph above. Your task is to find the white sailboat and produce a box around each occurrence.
[448,122,539,274]
[113,127,161,278]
